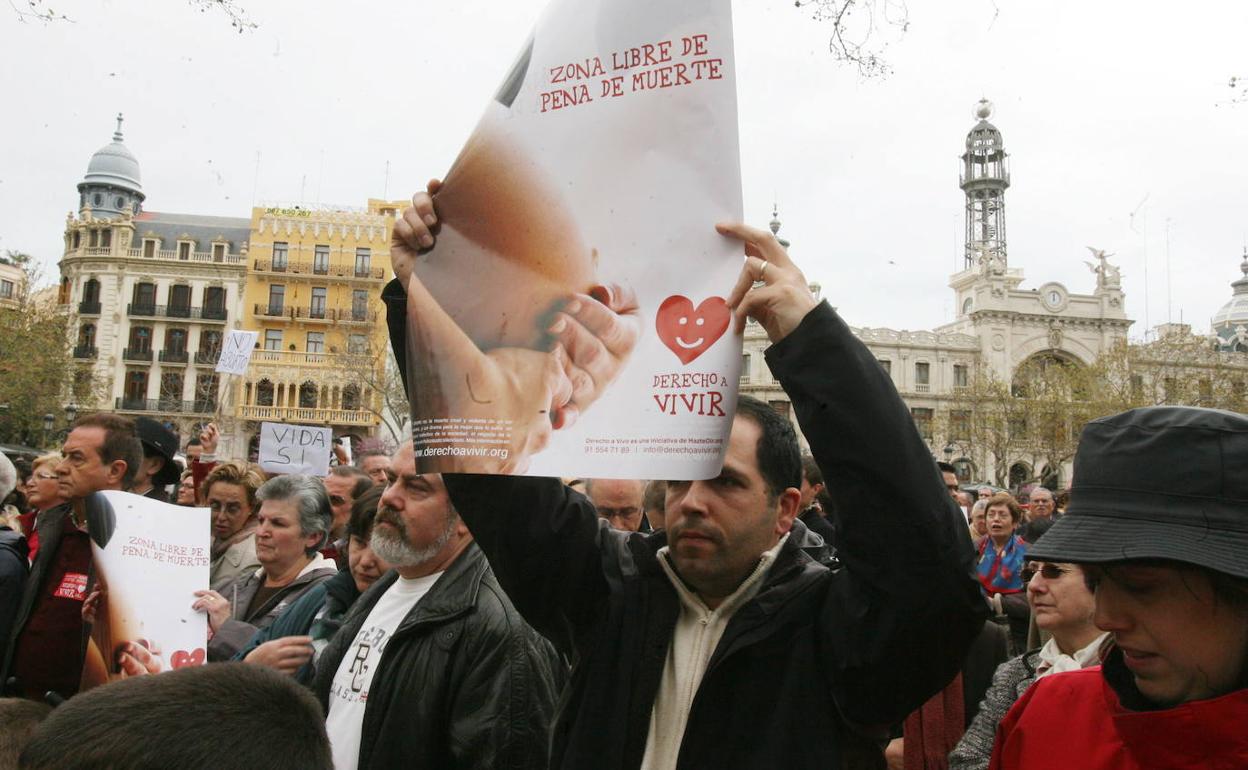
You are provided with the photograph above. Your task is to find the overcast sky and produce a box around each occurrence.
[4,0,1245,336]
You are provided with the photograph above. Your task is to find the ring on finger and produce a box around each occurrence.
[758,262,769,281]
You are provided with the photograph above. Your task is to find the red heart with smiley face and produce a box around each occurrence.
[656,296,730,365]
[170,648,206,669]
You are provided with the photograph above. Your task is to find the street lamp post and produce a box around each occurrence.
[42,413,55,450]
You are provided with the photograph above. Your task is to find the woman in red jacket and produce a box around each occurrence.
[989,406,1248,769]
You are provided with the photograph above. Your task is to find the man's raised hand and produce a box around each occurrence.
[718,221,818,343]
[391,180,441,289]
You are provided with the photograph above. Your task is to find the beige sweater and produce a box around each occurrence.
[639,534,790,770]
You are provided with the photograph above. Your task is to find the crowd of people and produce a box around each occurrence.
[0,193,1244,770]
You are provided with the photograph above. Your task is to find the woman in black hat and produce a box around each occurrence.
[989,406,1248,769]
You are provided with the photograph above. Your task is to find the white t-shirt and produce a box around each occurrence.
[326,571,443,770]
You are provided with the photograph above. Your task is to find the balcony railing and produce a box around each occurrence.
[159,350,189,364]
[72,345,98,359]
[65,245,243,265]
[251,304,378,324]
[915,383,931,393]
[127,303,228,322]
[194,351,221,366]
[250,350,375,367]
[291,306,330,322]
[255,303,289,319]
[78,300,102,315]
[339,308,378,324]
[236,404,376,425]
[122,347,153,362]
[252,258,386,281]
[115,397,216,414]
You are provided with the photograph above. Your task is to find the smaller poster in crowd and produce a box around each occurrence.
[80,491,210,691]
[258,421,332,476]
[215,330,259,375]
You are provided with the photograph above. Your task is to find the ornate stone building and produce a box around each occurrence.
[234,201,400,458]
[1213,250,1248,353]
[742,100,1135,490]
[57,116,402,460]
[58,115,249,444]
[0,262,24,310]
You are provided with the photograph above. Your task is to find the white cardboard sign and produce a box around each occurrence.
[215,330,259,375]
[80,491,210,690]
[258,421,332,476]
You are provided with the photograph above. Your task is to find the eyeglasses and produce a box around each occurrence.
[1022,562,1071,582]
[32,473,57,481]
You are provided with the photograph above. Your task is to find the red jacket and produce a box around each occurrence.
[990,649,1248,769]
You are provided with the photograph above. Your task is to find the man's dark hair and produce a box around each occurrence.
[348,485,383,541]
[329,465,374,500]
[936,461,957,476]
[734,396,801,498]
[642,480,666,513]
[70,413,143,489]
[186,436,202,449]
[0,698,51,768]
[19,663,332,770]
[800,454,823,486]
[354,448,389,465]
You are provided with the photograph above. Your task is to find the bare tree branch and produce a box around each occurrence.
[9,0,255,31]
[794,0,910,78]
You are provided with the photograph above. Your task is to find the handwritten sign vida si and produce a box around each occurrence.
[258,421,332,476]
[215,330,259,375]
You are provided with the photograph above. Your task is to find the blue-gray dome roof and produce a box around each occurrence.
[80,114,142,194]
[1211,252,1248,330]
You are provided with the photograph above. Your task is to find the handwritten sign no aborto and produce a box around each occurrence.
[258,422,332,476]
[215,330,259,375]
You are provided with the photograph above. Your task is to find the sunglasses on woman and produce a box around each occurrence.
[1021,562,1072,583]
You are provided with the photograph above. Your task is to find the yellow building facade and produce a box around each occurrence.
[235,200,404,453]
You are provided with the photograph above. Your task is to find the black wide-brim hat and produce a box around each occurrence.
[1029,406,1248,579]
[134,417,182,488]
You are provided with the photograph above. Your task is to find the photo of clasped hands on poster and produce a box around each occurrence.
[405,0,743,477]
[79,491,210,691]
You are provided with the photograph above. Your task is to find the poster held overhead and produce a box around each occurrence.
[404,0,743,479]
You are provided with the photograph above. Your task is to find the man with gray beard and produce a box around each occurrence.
[312,442,564,770]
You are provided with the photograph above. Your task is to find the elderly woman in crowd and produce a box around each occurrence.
[236,486,391,683]
[977,493,1029,652]
[968,499,989,544]
[175,468,198,506]
[949,559,1107,769]
[976,493,1026,595]
[989,407,1248,768]
[17,453,64,561]
[204,462,266,592]
[196,474,337,661]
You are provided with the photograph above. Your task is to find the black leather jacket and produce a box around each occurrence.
[312,542,564,770]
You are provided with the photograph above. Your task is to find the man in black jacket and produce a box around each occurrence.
[386,198,986,769]
[2,413,141,701]
[311,443,563,770]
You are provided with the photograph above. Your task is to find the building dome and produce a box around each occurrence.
[81,114,142,193]
[1212,250,1248,351]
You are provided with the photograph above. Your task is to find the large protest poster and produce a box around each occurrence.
[405,0,742,478]
[80,491,210,690]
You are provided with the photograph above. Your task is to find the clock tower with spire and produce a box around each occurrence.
[961,98,1010,270]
